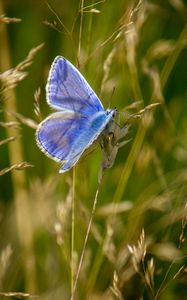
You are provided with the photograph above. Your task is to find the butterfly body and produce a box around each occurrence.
[36,56,116,173]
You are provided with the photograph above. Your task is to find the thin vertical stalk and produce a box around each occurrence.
[71,183,101,300]
[78,0,84,59]
[71,167,76,296]
[86,0,93,56]
[0,1,36,292]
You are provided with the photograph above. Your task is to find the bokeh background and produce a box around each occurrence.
[0,0,187,299]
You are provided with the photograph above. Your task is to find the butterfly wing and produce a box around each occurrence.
[46,56,104,114]
[36,111,85,163]
[37,56,115,172]
[36,110,114,172]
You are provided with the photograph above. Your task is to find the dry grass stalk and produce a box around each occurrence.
[0,135,16,146]
[128,230,156,297]
[16,43,44,71]
[55,186,73,245]
[0,43,44,92]
[0,244,13,281]
[123,0,146,67]
[0,14,21,24]
[142,60,164,103]
[6,110,38,129]
[144,40,175,64]
[100,48,116,96]
[71,185,101,300]
[145,258,155,292]
[96,201,133,216]
[0,4,38,290]
[179,201,187,247]
[82,8,100,13]
[120,0,146,101]
[81,0,105,13]
[124,100,143,110]
[137,103,160,115]
[44,2,71,36]
[84,21,126,65]
[0,161,33,176]
[110,271,123,300]
[34,87,42,121]
[0,292,38,298]
[127,229,146,272]
[126,103,160,125]
[0,68,27,92]
[0,120,19,128]
[42,20,61,32]
[102,222,116,263]
[173,264,187,279]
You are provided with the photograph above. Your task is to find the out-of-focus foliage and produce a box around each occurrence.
[0,0,187,299]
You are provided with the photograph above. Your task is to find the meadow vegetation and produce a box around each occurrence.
[0,0,187,299]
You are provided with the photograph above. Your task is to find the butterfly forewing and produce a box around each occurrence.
[46,56,104,114]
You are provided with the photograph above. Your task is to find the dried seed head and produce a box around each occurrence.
[0,14,21,24]
[34,87,42,121]
[0,43,44,92]
[110,270,123,300]
[145,258,155,290]
[0,161,33,176]
[127,229,147,272]
[0,244,13,280]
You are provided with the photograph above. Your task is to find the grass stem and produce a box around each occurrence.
[0,0,36,292]
[71,167,76,295]
[71,182,101,300]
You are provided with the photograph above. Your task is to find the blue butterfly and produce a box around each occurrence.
[36,56,116,173]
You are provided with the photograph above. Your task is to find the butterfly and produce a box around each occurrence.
[36,56,118,173]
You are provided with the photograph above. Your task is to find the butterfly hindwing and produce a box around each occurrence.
[36,111,86,162]
[36,110,114,172]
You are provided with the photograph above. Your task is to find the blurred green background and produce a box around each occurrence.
[0,0,187,299]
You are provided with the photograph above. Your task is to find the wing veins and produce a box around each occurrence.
[59,80,97,111]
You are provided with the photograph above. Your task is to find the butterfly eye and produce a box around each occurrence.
[112,109,117,118]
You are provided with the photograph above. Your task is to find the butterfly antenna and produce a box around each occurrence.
[108,86,116,109]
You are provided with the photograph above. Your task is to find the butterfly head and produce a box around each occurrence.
[106,108,118,119]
